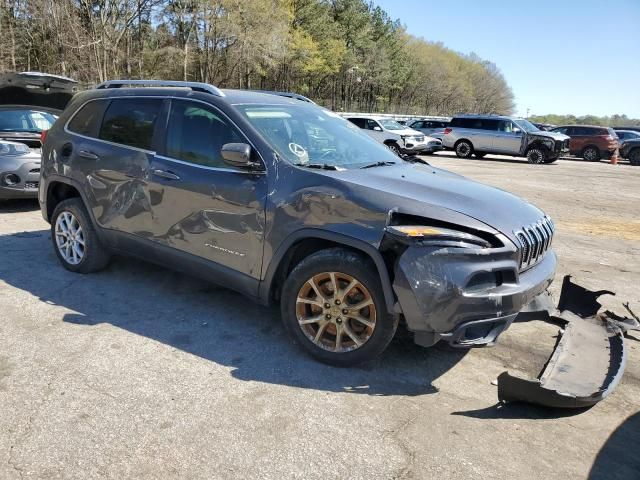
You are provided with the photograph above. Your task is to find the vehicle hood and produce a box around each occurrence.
[0,72,77,111]
[531,130,570,141]
[333,163,545,243]
[389,127,424,137]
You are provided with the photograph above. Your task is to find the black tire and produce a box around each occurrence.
[280,248,397,366]
[386,142,401,156]
[628,148,640,166]
[582,146,601,162]
[526,146,548,164]
[454,140,473,158]
[474,152,486,159]
[543,155,558,164]
[51,198,110,273]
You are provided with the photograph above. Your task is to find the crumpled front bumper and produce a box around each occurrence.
[0,155,41,199]
[392,243,556,348]
[497,276,634,408]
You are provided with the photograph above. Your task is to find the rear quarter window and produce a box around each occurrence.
[67,100,108,137]
[99,98,162,150]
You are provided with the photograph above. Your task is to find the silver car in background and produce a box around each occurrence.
[0,72,76,200]
[408,118,450,142]
[441,114,570,164]
[346,115,442,155]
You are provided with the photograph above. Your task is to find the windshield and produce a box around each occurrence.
[378,119,405,130]
[513,119,540,133]
[237,104,399,169]
[0,109,56,132]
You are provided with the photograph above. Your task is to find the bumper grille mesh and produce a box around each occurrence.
[515,216,555,271]
[24,181,39,190]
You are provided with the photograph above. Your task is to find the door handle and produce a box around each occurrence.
[78,150,99,160]
[152,169,180,180]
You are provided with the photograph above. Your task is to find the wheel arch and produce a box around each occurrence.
[260,229,396,314]
[45,177,83,223]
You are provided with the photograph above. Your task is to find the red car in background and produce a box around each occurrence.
[550,125,619,161]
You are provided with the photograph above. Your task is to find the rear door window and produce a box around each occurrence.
[99,98,162,150]
[67,100,108,138]
[480,119,499,131]
[347,118,366,128]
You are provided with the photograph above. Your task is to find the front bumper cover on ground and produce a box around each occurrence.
[498,276,634,408]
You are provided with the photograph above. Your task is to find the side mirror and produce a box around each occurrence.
[512,127,522,134]
[221,143,259,169]
[373,126,382,132]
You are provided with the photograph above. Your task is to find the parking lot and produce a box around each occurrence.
[1,154,638,479]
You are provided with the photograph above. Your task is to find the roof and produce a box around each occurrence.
[452,114,513,120]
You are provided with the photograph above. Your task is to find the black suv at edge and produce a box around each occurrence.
[40,80,557,366]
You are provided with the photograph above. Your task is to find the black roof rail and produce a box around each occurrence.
[96,79,225,97]
[249,90,316,104]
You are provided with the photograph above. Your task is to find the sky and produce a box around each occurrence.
[373,0,640,118]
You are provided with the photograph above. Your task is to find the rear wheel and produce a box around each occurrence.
[526,146,548,164]
[474,152,486,159]
[51,198,110,273]
[582,146,601,162]
[280,248,397,366]
[628,148,640,166]
[455,140,473,158]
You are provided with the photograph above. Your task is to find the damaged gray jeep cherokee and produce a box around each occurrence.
[40,80,557,366]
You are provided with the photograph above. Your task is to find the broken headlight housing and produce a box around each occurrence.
[385,225,492,248]
[0,141,30,156]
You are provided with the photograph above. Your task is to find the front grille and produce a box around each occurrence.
[24,181,39,190]
[414,135,425,142]
[515,216,555,271]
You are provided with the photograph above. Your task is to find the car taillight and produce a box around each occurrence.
[444,128,452,135]
[40,130,48,144]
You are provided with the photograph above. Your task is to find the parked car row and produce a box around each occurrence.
[348,112,640,165]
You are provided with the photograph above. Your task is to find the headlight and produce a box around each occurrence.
[386,225,492,248]
[0,141,30,156]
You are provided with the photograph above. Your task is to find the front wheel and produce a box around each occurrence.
[543,155,558,164]
[629,148,640,166]
[455,140,473,158]
[526,147,548,164]
[582,146,601,162]
[474,152,486,159]
[280,248,397,366]
[386,143,401,156]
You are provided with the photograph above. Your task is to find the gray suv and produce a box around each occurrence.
[40,80,557,366]
[442,115,570,164]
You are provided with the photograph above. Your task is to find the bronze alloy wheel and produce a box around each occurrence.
[295,272,376,353]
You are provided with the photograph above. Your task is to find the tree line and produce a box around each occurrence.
[0,0,516,115]
[529,114,640,128]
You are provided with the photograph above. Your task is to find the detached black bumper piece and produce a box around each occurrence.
[497,276,631,408]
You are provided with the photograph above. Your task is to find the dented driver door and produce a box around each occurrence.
[146,99,267,281]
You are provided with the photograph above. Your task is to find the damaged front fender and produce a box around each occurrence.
[498,276,634,408]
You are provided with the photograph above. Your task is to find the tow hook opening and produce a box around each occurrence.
[497,275,636,409]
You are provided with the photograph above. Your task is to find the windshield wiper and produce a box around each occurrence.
[294,163,340,170]
[360,161,397,169]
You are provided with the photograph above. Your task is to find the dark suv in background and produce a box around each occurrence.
[550,125,619,161]
[40,80,557,366]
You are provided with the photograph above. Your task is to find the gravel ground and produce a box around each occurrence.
[1,154,638,479]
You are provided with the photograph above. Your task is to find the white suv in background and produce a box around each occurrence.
[346,115,442,155]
